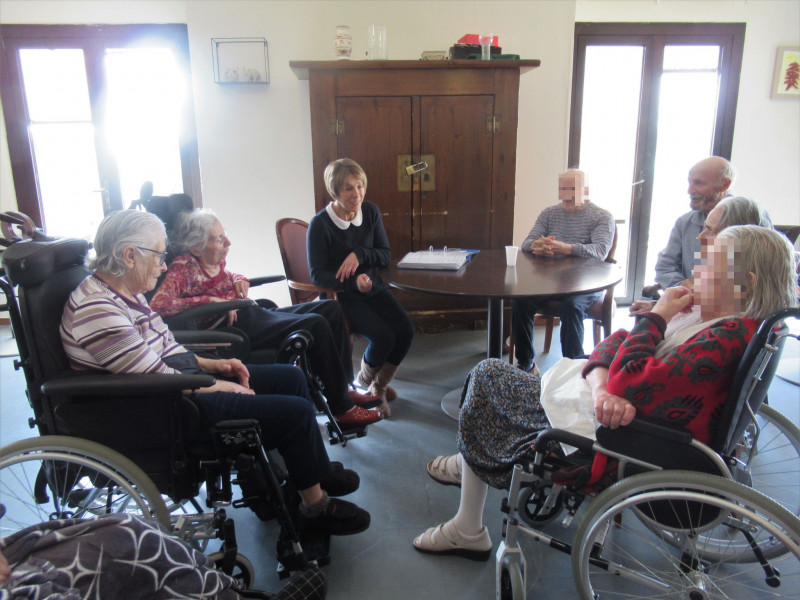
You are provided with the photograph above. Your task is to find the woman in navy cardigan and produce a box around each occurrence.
[308,158,414,417]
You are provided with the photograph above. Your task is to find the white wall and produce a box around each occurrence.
[1,0,797,305]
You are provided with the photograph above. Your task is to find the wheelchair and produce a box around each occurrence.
[0,234,333,592]
[494,307,800,599]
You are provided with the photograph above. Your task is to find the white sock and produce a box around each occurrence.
[452,453,488,536]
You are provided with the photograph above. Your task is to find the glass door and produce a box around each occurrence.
[569,24,745,303]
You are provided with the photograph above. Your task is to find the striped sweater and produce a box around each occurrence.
[520,201,614,260]
[61,274,186,374]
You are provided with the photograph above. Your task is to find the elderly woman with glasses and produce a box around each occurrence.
[60,210,370,538]
[149,208,382,428]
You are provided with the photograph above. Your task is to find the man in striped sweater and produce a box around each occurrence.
[512,169,615,370]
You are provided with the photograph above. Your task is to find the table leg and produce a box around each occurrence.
[442,298,506,420]
[487,297,503,359]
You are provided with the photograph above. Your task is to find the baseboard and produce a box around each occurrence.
[0,317,9,326]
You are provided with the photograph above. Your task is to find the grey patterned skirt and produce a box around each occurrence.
[456,358,549,489]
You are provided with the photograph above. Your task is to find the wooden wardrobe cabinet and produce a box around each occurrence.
[291,60,540,327]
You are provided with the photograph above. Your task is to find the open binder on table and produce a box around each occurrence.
[397,247,480,271]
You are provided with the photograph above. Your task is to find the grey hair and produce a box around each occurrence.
[717,225,798,321]
[715,196,769,231]
[169,209,219,256]
[90,210,165,277]
[718,160,736,187]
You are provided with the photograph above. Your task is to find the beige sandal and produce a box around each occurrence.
[426,454,461,487]
[413,519,492,561]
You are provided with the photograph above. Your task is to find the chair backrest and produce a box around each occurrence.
[604,224,619,264]
[714,307,798,455]
[275,217,319,305]
[1,237,92,432]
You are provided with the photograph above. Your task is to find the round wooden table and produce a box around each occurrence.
[384,248,622,418]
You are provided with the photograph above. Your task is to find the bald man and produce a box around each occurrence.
[654,156,735,289]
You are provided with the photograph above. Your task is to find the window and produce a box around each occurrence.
[0,24,201,240]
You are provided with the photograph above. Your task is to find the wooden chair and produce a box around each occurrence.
[509,225,619,362]
[275,217,363,356]
[275,217,340,304]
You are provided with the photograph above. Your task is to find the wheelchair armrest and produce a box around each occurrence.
[164,299,257,329]
[596,418,693,449]
[173,330,245,346]
[534,428,595,454]
[248,275,285,287]
[42,372,216,396]
[594,418,695,469]
[171,298,256,321]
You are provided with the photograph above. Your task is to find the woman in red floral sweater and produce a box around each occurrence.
[412,225,797,560]
[150,209,382,428]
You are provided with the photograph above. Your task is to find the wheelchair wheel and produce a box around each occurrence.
[0,436,170,535]
[647,405,800,562]
[736,405,800,517]
[208,551,255,590]
[499,557,525,600]
[572,470,800,600]
[517,481,564,527]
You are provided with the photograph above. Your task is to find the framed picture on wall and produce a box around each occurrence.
[771,46,799,99]
[212,38,269,84]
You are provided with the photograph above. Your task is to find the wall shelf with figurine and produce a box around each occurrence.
[212,38,269,84]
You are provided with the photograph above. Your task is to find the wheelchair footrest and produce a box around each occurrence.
[326,421,367,445]
[276,532,330,579]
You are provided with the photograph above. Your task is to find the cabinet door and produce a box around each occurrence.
[335,96,413,257]
[420,95,494,250]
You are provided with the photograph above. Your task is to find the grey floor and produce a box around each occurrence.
[1,312,799,599]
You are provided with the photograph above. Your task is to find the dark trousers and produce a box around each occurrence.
[341,289,414,367]
[511,292,601,363]
[194,363,330,491]
[234,300,354,414]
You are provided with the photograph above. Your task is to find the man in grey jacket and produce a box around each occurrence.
[654,156,735,289]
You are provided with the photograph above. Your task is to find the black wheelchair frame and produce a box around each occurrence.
[0,235,335,589]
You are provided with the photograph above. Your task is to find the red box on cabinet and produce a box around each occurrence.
[458,34,499,47]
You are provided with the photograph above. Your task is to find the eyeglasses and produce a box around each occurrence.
[136,246,168,266]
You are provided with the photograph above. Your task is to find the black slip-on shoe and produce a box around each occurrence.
[301,498,371,537]
[320,462,360,496]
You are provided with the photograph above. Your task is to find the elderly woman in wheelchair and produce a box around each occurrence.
[59,210,370,538]
[149,208,382,429]
[415,225,799,598]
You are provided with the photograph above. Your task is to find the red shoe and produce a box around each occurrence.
[348,389,382,408]
[335,406,382,427]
